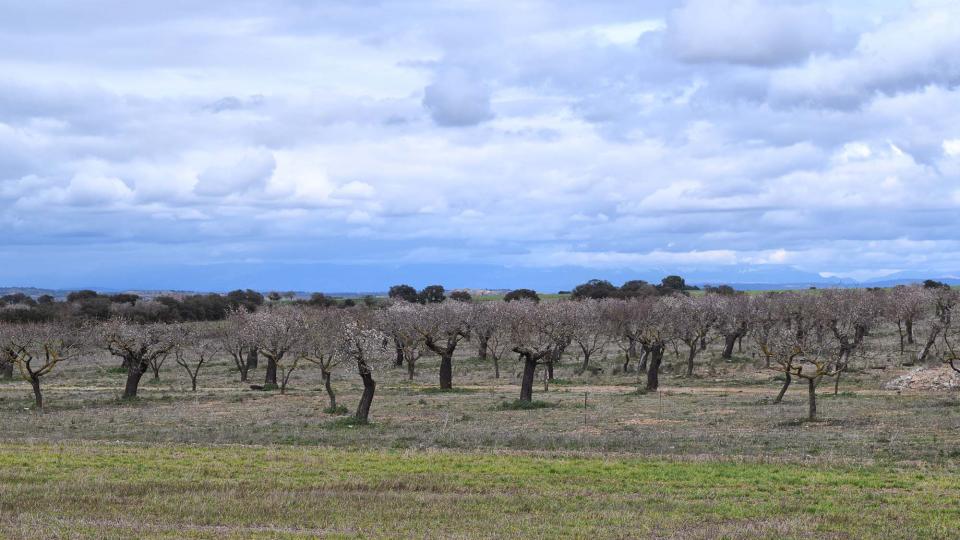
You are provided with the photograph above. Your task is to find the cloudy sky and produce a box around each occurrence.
[2,0,960,291]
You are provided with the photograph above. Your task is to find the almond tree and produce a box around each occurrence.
[102,319,177,399]
[636,298,671,391]
[219,307,258,382]
[333,309,389,422]
[172,324,221,392]
[568,300,612,375]
[471,302,512,378]
[507,301,555,402]
[759,319,834,421]
[916,287,956,364]
[412,302,470,390]
[817,289,880,394]
[1,322,85,410]
[540,301,575,381]
[249,307,306,390]
[715,294,750,360]
[888,285,928,354]
[668,295,718,377]
[603,299,645,373]
[382,303,425,380]
[301,308,347,409]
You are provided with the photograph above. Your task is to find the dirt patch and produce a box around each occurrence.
[621,417,683,426]
[884,366,960,391]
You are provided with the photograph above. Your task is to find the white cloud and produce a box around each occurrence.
[667,0,835,66]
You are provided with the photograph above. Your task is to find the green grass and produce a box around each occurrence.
[498,399,556,410]
[0,442,958,538]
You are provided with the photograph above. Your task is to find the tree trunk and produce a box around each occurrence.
[916,327,940,364]
[478,336,489,361]
[699,336,706,351]
[578,351,591,375]
[30,377,43,410]
[686,344,697,377]
[645,346,664,391]
[638,346,649,374]
[493,355,500,379]
[265,358,278,386]
[905,319,914,345]
[519,354,538,402]
[123,363,146,399]
[191,378,198,392]
[737,335,743,352]
[407,356,416,380]
[151,363,161,381]
[355,369,376,421]
[238,362,248,383]
[896,321,905,355]
[394,338,404,367]
[246,347,259,370]
[721,334,737,359]
[774,372,791,404]
[807,378,817,421]
[439,354,453,390]
[322,370,336,409]
[546,360,554,381]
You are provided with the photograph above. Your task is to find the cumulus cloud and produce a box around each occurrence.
[667,0,835,66]
[769,4,960,108]
[193,149,276,197]
[422,69,494,127]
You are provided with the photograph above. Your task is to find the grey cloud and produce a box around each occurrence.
[666,0,836,66]
[422,70,494,127]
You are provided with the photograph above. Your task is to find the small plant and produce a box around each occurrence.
[323,404,349,415]
[498,399,555,411]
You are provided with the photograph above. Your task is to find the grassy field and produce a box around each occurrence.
[2,327,960,537]
[2,442,959,538]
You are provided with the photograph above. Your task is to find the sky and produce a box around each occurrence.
[2,0,960,292]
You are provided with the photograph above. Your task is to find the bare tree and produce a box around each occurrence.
[219,307,258,382]
[412,302,470,390]
[333,309,389,422]
[506,301,555,402]
[102,319,176,399]
[915,288,956,365]
[889,285,928,354]
[636,298,671,391]
[471,302,512,378]
[715,295,750,360]
[603,299,644,373]
[816,289,880,394]
[668,295,718,377]
[301,308,347,410]
[758,318,835,421]
[382,304,425,381]
[0,322,84,410]
[172,324,220,392]
[249,307,306,390]
[568,300,611,375]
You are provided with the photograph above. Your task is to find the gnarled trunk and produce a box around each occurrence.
[916,326,940,364]
[265,357,278,386]
[774,372,791,404]
[322,370,336,409]
[493,355,500,379]
[29,377,43,410]
[645,345,664,391]
[807,378,817,420]
[685,343,697,377]
[721,334,737,359]
[406,355,417,380]
[905,319,914,345]
[394,338,404,367]
[355,368,376,421]
[246,347,259,370]
[123,361,147,399]
[478,335,489,361]
[519,353,538,402]
[638,346,649,374]
[439,354,453,390]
